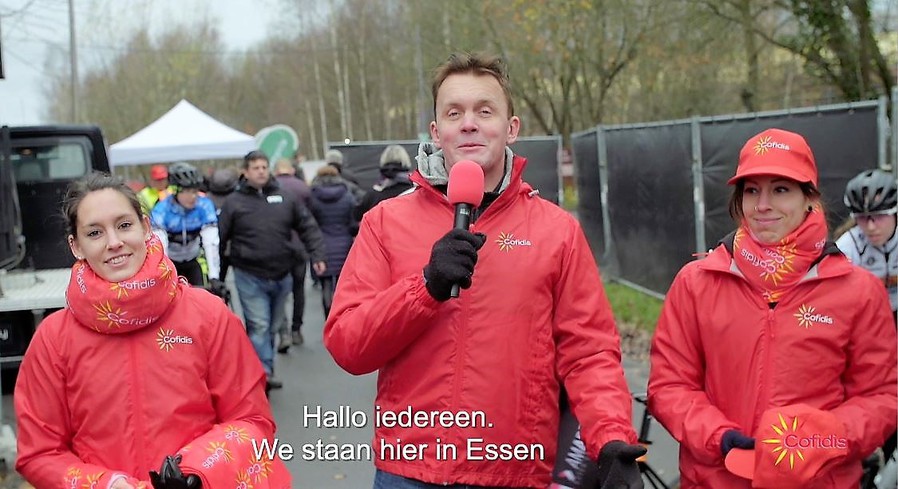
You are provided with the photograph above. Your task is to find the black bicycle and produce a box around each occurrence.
[633,393,680,489]
[550,392,680,489]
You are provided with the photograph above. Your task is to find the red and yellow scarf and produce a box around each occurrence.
[66,235,181,334]
[732,206,827,303]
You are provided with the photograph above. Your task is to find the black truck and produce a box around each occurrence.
[0,125,110,380]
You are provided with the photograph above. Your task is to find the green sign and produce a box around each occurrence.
[255,124,299,164]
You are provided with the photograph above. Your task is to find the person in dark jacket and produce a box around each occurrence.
[353,144,415,221]
[219,150,326,391]
[273,158,313,351]
[310,165,358,317]
[325,149,367,202]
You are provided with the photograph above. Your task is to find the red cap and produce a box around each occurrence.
[725,404,848,488]
[151,164,168,180]
[727,128,818,187]
[447,160,484,207]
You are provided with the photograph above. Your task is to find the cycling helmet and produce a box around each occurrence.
[843,169,897,214]
[168,162,203,189]
[208,168,239,195]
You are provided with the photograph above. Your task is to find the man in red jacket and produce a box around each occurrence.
[324,52,642,488]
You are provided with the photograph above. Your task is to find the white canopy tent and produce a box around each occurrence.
[109,100,256,167]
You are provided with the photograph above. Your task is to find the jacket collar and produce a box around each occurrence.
[237,175,279,195]
[409,149,534,217]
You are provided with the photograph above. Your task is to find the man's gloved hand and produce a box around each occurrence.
[206,279,229,301]
[595,440,646,489]
[720,429,755,456]
[422,229,487,301]
[149,455,201,489]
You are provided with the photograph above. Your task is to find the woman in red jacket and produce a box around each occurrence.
[648,128,897,488]
[14,172,291,489]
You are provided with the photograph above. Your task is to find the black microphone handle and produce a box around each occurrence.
[450,203,474,298]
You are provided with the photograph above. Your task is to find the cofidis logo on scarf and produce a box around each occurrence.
[793,304,834,329]
[495,232,532,252]
[156,327,195,351]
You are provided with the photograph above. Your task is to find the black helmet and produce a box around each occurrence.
[843,169,897,214]
[168,162,203,189]
[208,168,239,194]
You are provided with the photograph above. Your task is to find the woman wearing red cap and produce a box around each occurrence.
[648,128,897,488]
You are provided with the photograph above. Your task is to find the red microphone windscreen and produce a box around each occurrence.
[447,160,484,206]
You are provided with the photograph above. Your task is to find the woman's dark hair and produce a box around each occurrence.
[728,179,825,222]
[63,171,144,237]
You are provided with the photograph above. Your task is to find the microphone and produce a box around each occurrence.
[447,160,484,298]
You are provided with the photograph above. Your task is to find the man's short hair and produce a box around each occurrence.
[243,150,269,169]
[274,158,295,175]
[431,52,514,117]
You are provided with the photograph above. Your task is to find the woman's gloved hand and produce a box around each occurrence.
[149,455,201,489]
[720,429,755,456]
[595,440,646,488]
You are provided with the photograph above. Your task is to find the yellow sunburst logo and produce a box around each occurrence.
[93,301,124,330]
[235,471,254,489]
[207,441,233,463]
[110,282,130,299]
[224,425,251,444]
[247,454,274,483]
[64,467,82,486]
[761,412,805,469]
[496,232,515,252]
[754,136,773,155]
[760,244,796,286]
[794,304,815,329]
[157,327,175,351]
[83,472,102,489]
[147,239,162,255]
[158,260,173,280]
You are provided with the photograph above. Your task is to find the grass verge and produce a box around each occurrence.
[603,281,664,333]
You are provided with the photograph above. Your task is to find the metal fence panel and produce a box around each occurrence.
[604,124,695,293]
[329,137,562,204]
[572,129,603,261]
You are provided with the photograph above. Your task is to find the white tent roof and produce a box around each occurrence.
[109,99,257,166]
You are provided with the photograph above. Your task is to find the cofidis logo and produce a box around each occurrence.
[760,412,847,470]
[793,304,834,329]
[156,327,195,351]
[495,232,532,252]
[754,136,791,155]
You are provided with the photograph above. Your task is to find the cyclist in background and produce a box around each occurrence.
[837,168,898,482]
[151,162,226,297]
[836,169,897,316]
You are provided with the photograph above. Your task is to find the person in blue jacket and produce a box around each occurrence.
[150,162,225,297]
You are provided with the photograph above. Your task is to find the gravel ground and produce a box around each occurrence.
[618,322,654,362]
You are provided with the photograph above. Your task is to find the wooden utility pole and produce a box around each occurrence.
[68,0,78,122]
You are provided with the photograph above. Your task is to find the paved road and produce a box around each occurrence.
[1,276,680,488]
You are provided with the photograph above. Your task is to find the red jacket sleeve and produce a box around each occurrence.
[177,302,291,488]
[15,316,142,489]
[554,223,638,458]
[830,278,897,458]
[647,267,740,464]
[323,214,443,375]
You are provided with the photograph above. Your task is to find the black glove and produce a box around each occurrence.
[422,229,487,301]
[149,455,202,489]
[720,429,755,456]
[595,440,646,489]
[206,279,230,301]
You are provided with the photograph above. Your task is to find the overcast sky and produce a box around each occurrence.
[0,0,280,126]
